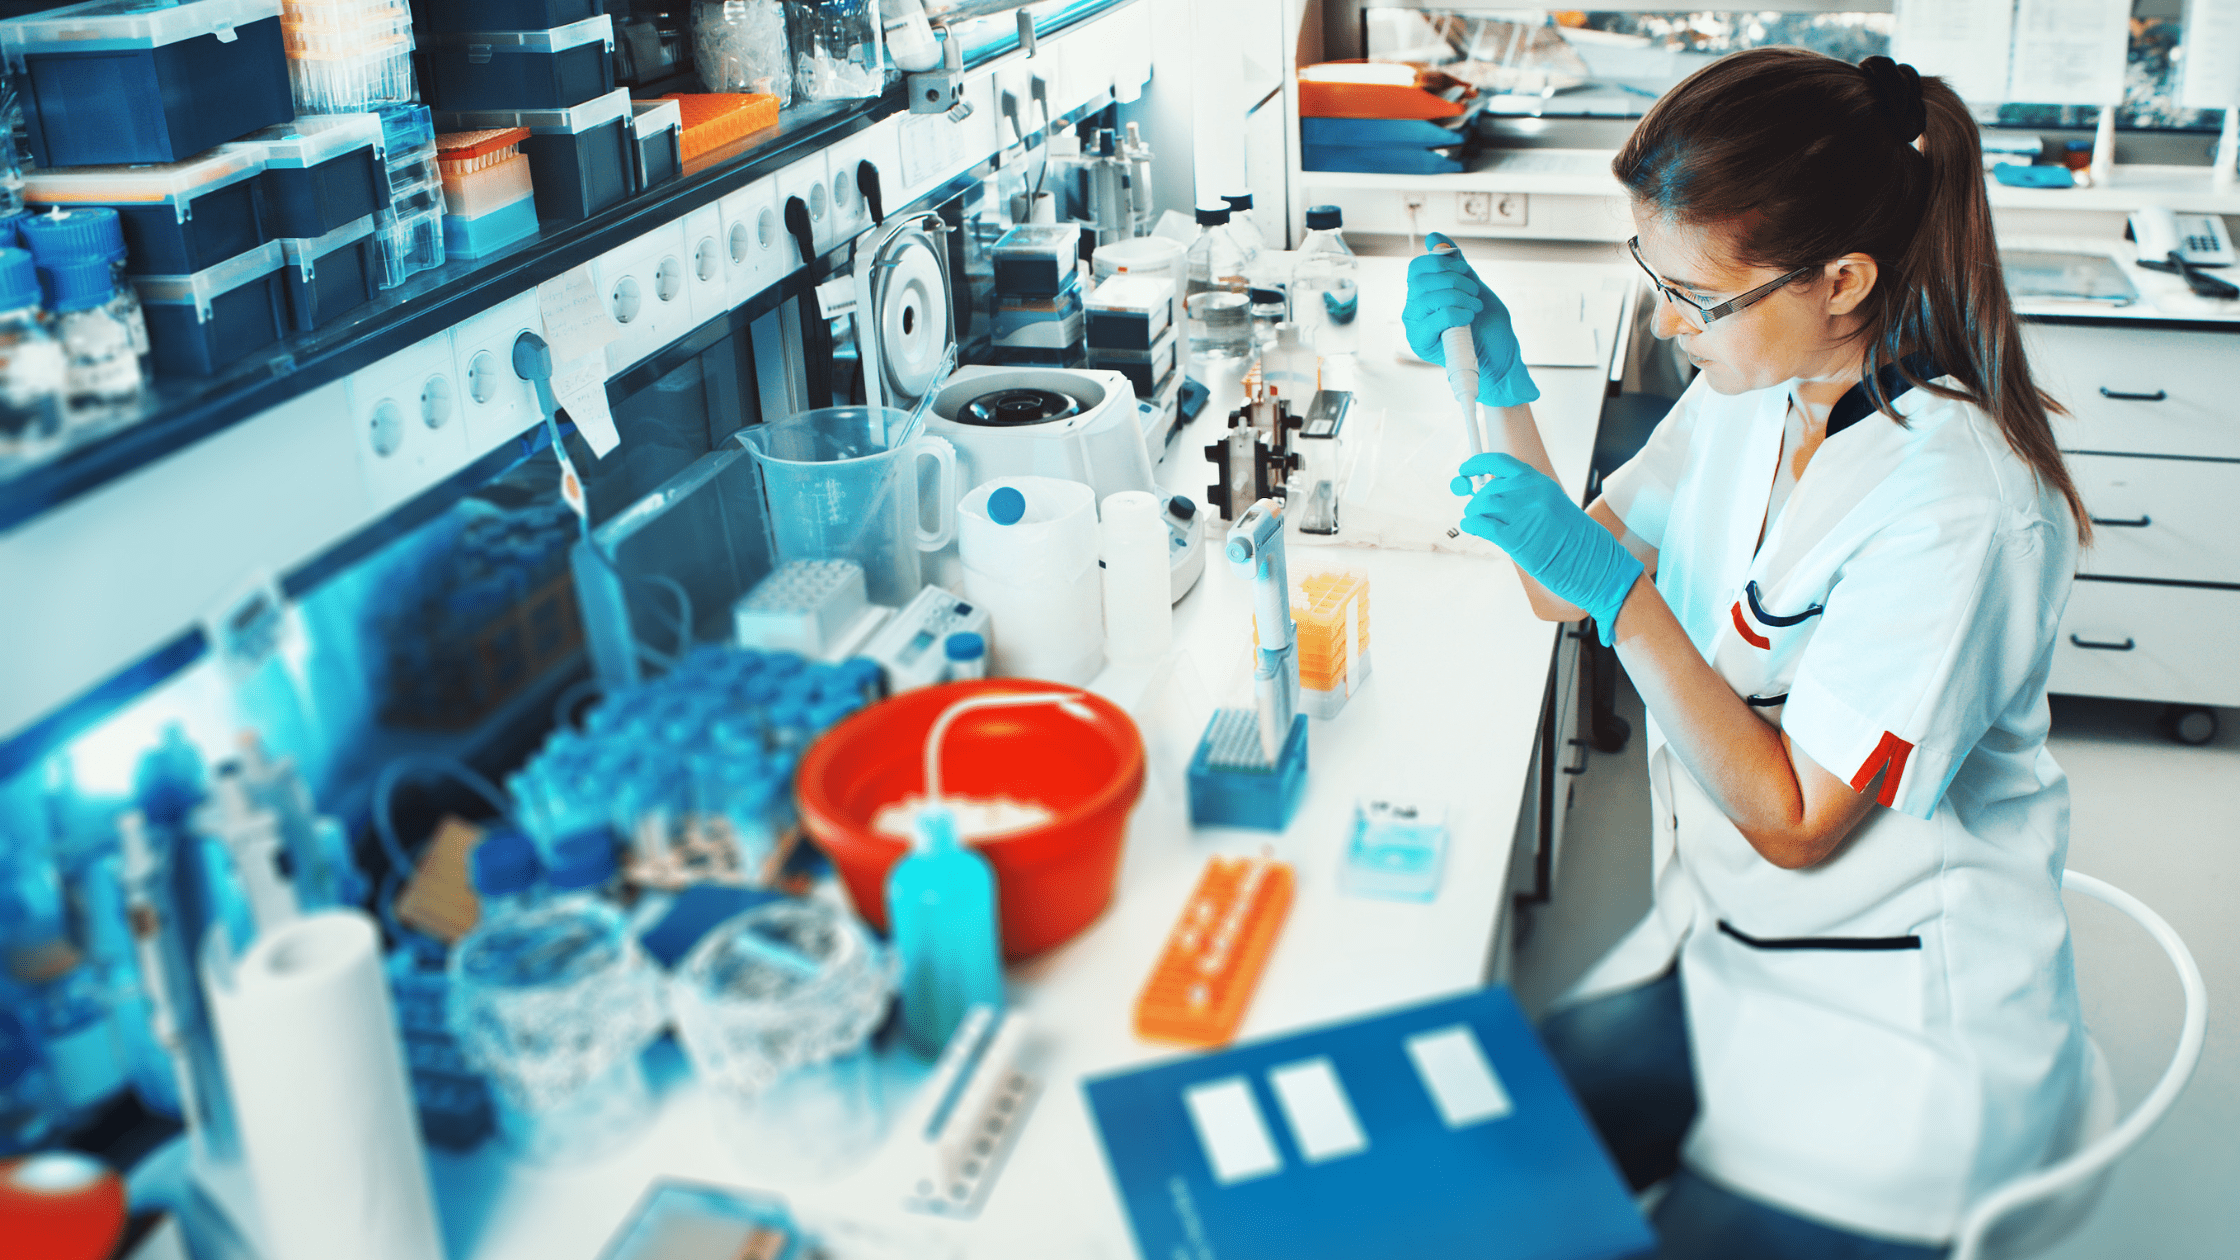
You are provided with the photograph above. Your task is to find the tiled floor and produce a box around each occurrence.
[1510,678,2238,1258]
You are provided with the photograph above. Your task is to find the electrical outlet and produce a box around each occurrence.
[1458,192,1492,223]
[1492,193,1528,225]
[1402,191,1428,212]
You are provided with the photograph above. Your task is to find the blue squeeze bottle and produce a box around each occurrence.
[887,804,1006,1059]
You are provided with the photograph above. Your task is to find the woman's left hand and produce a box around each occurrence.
[1453,453,1643,639]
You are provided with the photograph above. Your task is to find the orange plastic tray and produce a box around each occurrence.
[1133,852,1294,1048]
[656,93,781,160]
[1298,80,1465,119]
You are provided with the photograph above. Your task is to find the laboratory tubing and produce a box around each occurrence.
[956,478,1106,685]
[1099,490,1174,663]
[0,247,67,476]
[1184,205,1253,362]
[887,803,1006,1059]
[1292,204,1361,358]
[447,833,666,1163]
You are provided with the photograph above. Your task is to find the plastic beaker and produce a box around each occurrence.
[740,407,958,607]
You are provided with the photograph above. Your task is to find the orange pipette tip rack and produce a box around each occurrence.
[657,93,780,160]
[1132,850,1294,1048]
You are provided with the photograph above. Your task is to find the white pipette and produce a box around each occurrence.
[1433,239,1488,464]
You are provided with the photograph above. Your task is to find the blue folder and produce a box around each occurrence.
[1301,116,1466,148]
[1302,144,1464,175]
[1083,985,1654,1260]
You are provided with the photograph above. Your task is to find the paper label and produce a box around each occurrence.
[1405,1025,1513,1129]
[1894,0,2015,106]
[2008,0,2129,107]
[1181,1076,1283,1185]
[1267,1058,1369,1164]
[536,265,620,366]
[2181,0,2240,111]
[552,355,619,459]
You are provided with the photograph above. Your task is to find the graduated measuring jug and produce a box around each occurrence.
[741,406,959,606]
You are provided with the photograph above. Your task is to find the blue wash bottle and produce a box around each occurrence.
[887,804,1005,1059]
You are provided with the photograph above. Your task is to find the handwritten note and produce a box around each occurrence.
[536,264,620,366]
[552,354,619,458]
[2182,0,2240,111]
[1894,0,2014,105]
[2008,0,2129,107]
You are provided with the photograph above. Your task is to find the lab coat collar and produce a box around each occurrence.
[1825,350,1944,438]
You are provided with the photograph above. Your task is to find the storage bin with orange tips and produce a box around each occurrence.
[1132,849,1294,1048]
[1293,569,1371,719]
[436,128,539,260]
[658,93,780,162]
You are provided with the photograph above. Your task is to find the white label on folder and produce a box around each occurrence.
[1182,1077,1283,1185]
[537,264,621,365]
[552,355,619,459]
[1267,1058,1368,1164]
[1405,1025,1513,1129]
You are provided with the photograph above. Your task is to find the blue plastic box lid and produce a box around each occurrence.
[23,148,265,220]
[281,213,377,268]
[131,239,286,317]
[435,87,632,137]
[423,14,612,54]
[0,0,282,59]
[222,113,387,169]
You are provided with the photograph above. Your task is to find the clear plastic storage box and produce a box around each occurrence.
[424,15,616,112]
[24,150,269,277]
[629,99,683,194]
[131,240,289,377]
[222,113,392,241]
[279,212,379,332]
[435,90,634,223]
[414,0,599,35]
[2,0,294,168]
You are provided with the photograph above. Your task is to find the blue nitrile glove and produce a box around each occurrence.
[1451,453,1642,643]
[1403,232,1540,407]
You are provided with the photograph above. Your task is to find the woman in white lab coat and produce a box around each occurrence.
[1404,50,2095,1258]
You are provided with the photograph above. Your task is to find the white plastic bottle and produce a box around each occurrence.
[1292,204,1360,361]
[1184,205,1252,361]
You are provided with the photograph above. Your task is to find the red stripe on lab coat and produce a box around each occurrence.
[1850,731,1914,807]
[1730,601,1770,649]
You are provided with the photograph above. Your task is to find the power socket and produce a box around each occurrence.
[1458,192,1492,223]
[1492,193,1528,225]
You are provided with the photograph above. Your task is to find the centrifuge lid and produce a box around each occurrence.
[959,387,1082,427]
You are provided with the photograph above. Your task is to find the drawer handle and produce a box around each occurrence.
[2069,634,2136,652]
[2088,514,2151,528]
[2097,387,2168,402]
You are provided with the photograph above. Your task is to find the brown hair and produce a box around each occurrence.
[1613,47,2090,543]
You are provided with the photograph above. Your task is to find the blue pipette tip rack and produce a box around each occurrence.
[1187,709,1309,831]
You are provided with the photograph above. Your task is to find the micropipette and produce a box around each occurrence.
[1432,238,1489,466]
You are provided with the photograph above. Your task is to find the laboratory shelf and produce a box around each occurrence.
[0,0,1136,536]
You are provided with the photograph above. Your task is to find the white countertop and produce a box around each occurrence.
[2006,234,2240,325]
[423,256,1635,1260]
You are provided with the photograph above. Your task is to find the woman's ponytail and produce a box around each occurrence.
[1614,48,2092,544]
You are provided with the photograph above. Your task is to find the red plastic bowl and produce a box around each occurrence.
[797,679,1145,960]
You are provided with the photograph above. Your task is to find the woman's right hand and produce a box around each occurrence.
[1402,232,1540,406]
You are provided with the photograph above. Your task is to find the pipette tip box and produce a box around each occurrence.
[4,0,293,169]
[991,223,1081,296]
[435,90,635,222]
[1132,850,1294,1048]
[1088,329,1175,401]
[734,560,872,656]
[1187,709,1309,832]
[437,128,542,259]
[629,99,684,192]
[1294,570,1371,719]
[24,151,269,277]
[416,0,602,35]
[280,213,379,333]
[133,241,289,378]
[424,15,617,113]
[1085,273,1173,349]
[224,113,392,241]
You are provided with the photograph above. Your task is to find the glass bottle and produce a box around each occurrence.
[1184,205,1252,362]
[1291,204,1361,361]
[0,247,65,475]
[18,210,145,420]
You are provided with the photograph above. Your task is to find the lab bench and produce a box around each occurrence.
[369,256,1632,1260]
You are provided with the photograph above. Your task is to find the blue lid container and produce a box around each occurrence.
[546,829,617,892]
[16,207,122,267]
[2,0,294,169]
[469,828,541,897]
[130,241,288,378]
[38,259,117,314]
[222,114,393,241]
[424,15,616,113]
[279,213,380,333]
[435,90,634,223]
[0,248,43,311]
[24,150,269,277]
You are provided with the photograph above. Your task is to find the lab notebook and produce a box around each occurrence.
[1083,985,1654,1260]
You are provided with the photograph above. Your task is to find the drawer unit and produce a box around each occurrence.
[2071,452,2240,585]
[353,332,470,512]
[2025,321,2240,460]
[452,292,546,457]
[682,205,728,328]
[2050,578,2240,708]
[595,219,693,375]
[721,175,792,307]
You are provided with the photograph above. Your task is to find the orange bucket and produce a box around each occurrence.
[796,679,1144,960]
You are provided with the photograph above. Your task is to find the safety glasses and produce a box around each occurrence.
[1628,236,1819,332]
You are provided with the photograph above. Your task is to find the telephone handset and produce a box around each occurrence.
[2128,207,2237,267]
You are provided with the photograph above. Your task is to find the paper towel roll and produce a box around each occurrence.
[1100,491,1173,661]
[204,911,442,1260]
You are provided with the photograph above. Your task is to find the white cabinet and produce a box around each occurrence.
[2050,579,2240,708]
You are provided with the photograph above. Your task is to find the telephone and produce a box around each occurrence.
[2128,208,2236,267]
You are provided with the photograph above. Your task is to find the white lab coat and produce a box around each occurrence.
[1571,363,2091,1243]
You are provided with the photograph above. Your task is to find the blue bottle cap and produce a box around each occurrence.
[0,249,39,311]
[839,657,884,696]
[1194,204,1231,227]
[546,830,617,892]
[1222,193,1254,211]
[19,208,123,268]
[1305,204,1342,231]
[38,259,116,313]
[944,631,985,662]
[469,829,540,897]
[988,486,1026,525]
[0,212,26,250]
